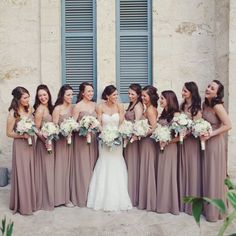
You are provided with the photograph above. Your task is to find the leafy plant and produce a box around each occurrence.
[184,178,236,236]
[0,216,14,236]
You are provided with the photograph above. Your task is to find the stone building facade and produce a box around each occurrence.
[0,0,235,175]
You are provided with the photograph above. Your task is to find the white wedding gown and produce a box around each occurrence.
[87,113,132,211]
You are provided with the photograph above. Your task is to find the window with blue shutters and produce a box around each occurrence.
[116,0,152,102]
[62,0,97,99]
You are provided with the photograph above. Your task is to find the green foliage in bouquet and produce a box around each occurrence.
[184,178,236,236]
[1,216,14,236]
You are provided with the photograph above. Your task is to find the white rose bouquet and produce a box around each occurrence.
[60,117,79,145]
[79,115,100,144]
[16,117,37,145]
[99,125,122,151]
[41,122,60,154]
[132,119,151,140]
[191,118,212,150]
[170,113,193,144]
[119,120,134,148]
[151,124,172,152]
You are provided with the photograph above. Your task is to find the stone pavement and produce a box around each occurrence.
[0,185,236,236]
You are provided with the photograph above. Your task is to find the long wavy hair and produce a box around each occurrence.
[204,80,224,107]
[159,90,180,123]
[101,85,117,100]
[180,81,201,117]
[76,82,94,103]
[142,85,159,108]
[54,84,73,108]
[33,84,54,115]
[8,86,30,118]
[127,83,142,111]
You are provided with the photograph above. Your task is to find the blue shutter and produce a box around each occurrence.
[62,0,97,98]
[116,0,152,102]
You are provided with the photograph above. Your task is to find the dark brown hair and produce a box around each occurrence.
[101,85,117,100]
[204,80,224,107]
[33,84,54,115]
[142,85,159,108]
[127,83,142,111]
[8,86,30,118]
[54,84,73,108]
[160,90,180,122]
[76,82,94,103]
[180,81,201,117]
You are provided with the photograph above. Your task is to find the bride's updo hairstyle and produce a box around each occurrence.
[8,86,30,118]
[101,85,117,100]
[142,85,159,108]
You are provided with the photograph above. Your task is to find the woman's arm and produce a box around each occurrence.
[118,103,125,124]
[72,103,80,121]
[134,103,143,121]
[6,111,28,139]
[96,104,103,130]
[211,104,231,137]
[52,106,60,124]
[146,107,158,133]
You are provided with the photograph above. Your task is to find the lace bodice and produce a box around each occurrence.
[102,113,120,128]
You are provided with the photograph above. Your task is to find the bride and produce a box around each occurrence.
[87,85,132,211]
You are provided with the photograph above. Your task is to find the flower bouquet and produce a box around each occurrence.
[16,117,37,145]
[151,124,172,152]
[41,122,60,154]
[132,119,150,141]
[99,125,121,151]
[191,118,212,150]
[119,120,134,148]
[170,113,193,144]
[60,117,79,145]
[78,115,100,144]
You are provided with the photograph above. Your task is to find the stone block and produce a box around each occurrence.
[0,167,9,187]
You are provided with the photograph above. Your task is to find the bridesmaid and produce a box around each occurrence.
[52,84,74,207]
[124,83,143,206]
[7,86,36,215]
[156,90,180,215]
[138,85,159,211]
[201,80,231,222]
[178,82,202,214]
[33,84,54,210]
[71,82,98,207]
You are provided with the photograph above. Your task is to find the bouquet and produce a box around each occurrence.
[41,122,60,154]
[151,124,172,152]
[99,125,121,150]
[170,113,193,144]
[16,117,36,145]
[191,118,212,150]
[60,117,79,144]
[119,120,134,148]
[78,115,100,144]
[132,119,150,140]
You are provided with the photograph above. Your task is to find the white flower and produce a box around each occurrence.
[60,117,79,137]
[41,122,59,140]
[79,115,100,136]
[99,125,121,149]
[16,117,36,135]
[151,124,171,143]
[133,119,150,137]
[191,118,212,137]
[119,120,134,139]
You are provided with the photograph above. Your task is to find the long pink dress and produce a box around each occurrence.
[138,117,157,211]
[70,111,98,207]
[202,105,227,222]
[156,118,179,215]
[178,111,202,214]
[54,114,73,206]
[35,114,55,210]
[124,109,140,207]
[10,116,37,215]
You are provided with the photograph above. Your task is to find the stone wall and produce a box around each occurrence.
[0,0,233,168]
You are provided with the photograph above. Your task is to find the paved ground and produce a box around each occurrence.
[0,184,236,236]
